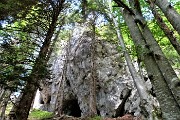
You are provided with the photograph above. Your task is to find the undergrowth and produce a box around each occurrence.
[28,109,53,120]
[89,116,102,120]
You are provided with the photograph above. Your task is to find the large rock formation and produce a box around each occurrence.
[33,23,158,118]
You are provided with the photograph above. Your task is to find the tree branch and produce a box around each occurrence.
[113,0,135,15]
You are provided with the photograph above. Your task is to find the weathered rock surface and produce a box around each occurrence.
[33,23,156,118]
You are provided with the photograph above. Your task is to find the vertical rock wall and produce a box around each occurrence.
[55,24,135,117]
[34,24,157,118]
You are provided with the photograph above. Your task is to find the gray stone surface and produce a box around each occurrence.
[33,24,157,118]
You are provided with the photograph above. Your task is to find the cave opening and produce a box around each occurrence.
[62,99,82,117]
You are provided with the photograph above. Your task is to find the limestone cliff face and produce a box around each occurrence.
[33,24,154,118]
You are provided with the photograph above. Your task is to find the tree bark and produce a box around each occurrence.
[0,90,11,120]
[146,0,180,55]
[89,12,97,117]
[11,1,65,120]
[122,8,180,119]
[81,0,88,21]
[0,86,5,101]
[129,0,180,106]
[154,0,180,35]
[107,1,158,119]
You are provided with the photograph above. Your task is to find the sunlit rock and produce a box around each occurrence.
[33,23,156,118]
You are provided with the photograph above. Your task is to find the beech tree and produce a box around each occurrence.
[122,8,180,119]
[153,0,180,35]
[146,0,180,55]
[113,0,180,119]
[106,0,160,119]
[130,0,180,105]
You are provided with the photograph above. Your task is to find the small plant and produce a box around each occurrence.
[5,102,13,115]
[90,116,102,120]
[28,109,53,120]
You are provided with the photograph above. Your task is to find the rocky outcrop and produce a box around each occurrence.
[33,23,157,118]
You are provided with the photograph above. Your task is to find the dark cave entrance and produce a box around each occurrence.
[62,99,82,117]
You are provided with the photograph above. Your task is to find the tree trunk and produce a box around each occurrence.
[129,0,180,106]
[0,86,5,101]
[107,2,159,119]
[89,13,97,117]
[0,90,11,120]
[81,0,88,21]
[12,83,37,120]
[11,1,65,120]
[154,0,180,35]
[146,0,180,55]
[122,8,180,119]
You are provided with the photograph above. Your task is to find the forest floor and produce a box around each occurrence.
[5,105,141,120]
[52,114,142,120]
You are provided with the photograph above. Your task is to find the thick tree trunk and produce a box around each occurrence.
[107,2,158,119]
[11,1,65,120]
[122,8,180,119]
[154,0,180,35]
[129,0,180,106]
[12,83,37,120]
[147,0,180,55]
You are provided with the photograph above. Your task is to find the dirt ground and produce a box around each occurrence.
[52,114,142,120]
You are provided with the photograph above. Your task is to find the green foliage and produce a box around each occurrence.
[96,24,118,44]
[5,102,13,115]
[28,109,53,120]
[89,116,102,120]
[0,0,38,21]
[0,23,36,90]
[147,14,180,69]
[173,1,180,14]
[0,0,58,91]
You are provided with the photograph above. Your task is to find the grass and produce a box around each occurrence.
[5,103,53,120]
[28,109,53,120]
[89,116,102,120]
[5,102,13,115]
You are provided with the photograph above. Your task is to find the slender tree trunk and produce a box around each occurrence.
[53,78,62,115]
[0,90,11,120]
[11,1,65,120]
[89,13,97,117]
[108,1,147,102]
[129,0,180,106]
[81,0,88,21]
[146,0,180,55]
[122,8,180,119]
[154,0,180,35]
[54,75,64,115]
[46,26,62,61]
[0,86,5,101]
[107,2,159,119]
